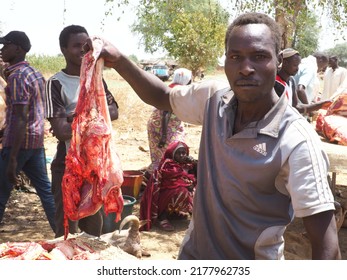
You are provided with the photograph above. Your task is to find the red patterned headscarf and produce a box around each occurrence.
[161,141,189,163]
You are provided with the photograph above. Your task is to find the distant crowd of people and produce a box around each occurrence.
[0,11,344,260]
[276,48,347,118]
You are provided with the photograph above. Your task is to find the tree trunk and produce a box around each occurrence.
[274,0,306,49]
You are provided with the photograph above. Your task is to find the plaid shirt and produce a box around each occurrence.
[3,61,46,149]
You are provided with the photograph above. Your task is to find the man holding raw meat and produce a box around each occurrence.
[0,31,56,232]
[45,25,119,238]
[85,12,340,259]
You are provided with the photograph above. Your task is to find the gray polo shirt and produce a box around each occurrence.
[170,80,334,259]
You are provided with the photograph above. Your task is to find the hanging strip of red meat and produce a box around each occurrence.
[62,38,124,239]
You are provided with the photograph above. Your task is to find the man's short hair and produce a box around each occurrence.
[313,52,329,62]
[225,12,282,54]
[59,25,88,49]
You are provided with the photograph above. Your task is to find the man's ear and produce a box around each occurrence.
[277,53,283,69]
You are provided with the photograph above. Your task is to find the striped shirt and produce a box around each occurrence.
[45,71,118,169]
[3,61,46,149]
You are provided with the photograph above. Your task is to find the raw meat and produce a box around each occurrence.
[0,242,49,260]
[0,234,137,260]
[62,38,124,239]
[316,94,347,145]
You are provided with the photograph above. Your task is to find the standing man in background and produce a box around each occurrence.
[0,31,56,232]
[322,55,347,101]
[294,52,328,104]
[45,25,119,238]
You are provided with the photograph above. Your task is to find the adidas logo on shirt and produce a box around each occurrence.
[253,143,267,156]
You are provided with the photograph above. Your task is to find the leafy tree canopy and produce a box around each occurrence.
[106,0,347,68]
[230,0,347,49]
[107,0,229,77]
[325,43,347,68]
[291,10,319,57]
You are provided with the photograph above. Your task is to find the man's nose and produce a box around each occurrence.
[239,58,254,76]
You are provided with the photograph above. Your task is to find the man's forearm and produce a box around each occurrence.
[297,85,309,104]
[303,211,341,260]
[112,55,171,111]
[108,103,119,121]
[9,105,29,160]
[9,118,26,160]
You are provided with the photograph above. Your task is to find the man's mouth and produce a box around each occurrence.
[235,80,259,86]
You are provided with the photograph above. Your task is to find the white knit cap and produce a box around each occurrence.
[172,68,192,85]
[280,48,299,59]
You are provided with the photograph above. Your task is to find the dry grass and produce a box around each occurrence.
[43,68,225,140]
[103,68,227,133]
[44,69,155,133]
[103,69,154,133]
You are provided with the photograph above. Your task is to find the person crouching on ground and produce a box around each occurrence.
[140,140,197,232]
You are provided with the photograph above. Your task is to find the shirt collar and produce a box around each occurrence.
[222,86,288,138]
[4,61,29,79]
[257,90,288,138]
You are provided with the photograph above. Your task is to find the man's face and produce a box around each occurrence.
[283,55,301,76]
[317,59,328,73]
[61,32,89,67]
[0,43,19,64]
[224,24,278,103]
[328,57,337,68]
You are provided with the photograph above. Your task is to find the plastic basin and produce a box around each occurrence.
[121,170,143,199]
[102,195,137,234]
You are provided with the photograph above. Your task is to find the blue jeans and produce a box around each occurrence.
[0,147,56,232]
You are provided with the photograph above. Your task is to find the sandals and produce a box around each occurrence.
[158,219,175,231]
[169,212,190,220]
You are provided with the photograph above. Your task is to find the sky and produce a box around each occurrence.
[1,0,161,59]
[0,0,344,59]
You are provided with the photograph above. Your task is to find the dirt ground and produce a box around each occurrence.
[1,122,347,260]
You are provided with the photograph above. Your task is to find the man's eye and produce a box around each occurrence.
[228,55,239,60]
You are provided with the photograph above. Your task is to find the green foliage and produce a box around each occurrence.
[106,0,347,69]
[325,43,347,67]
[291,11,319,57]
[27,55,65,76]
[128,54,139,63]
[130,0,229,77]
[232,0,347,28]
[25,53,142,77]
[231,0,347,50]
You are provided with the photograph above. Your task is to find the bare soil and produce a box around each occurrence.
[1,69,347,259]
[1,123,347,260]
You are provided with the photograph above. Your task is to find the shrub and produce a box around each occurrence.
[27,54,65,76]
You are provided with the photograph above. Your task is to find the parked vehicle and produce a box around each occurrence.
[152,64,170,81]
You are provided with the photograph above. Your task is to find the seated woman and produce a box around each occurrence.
[140,141,197,232]
[146,68,192,177]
